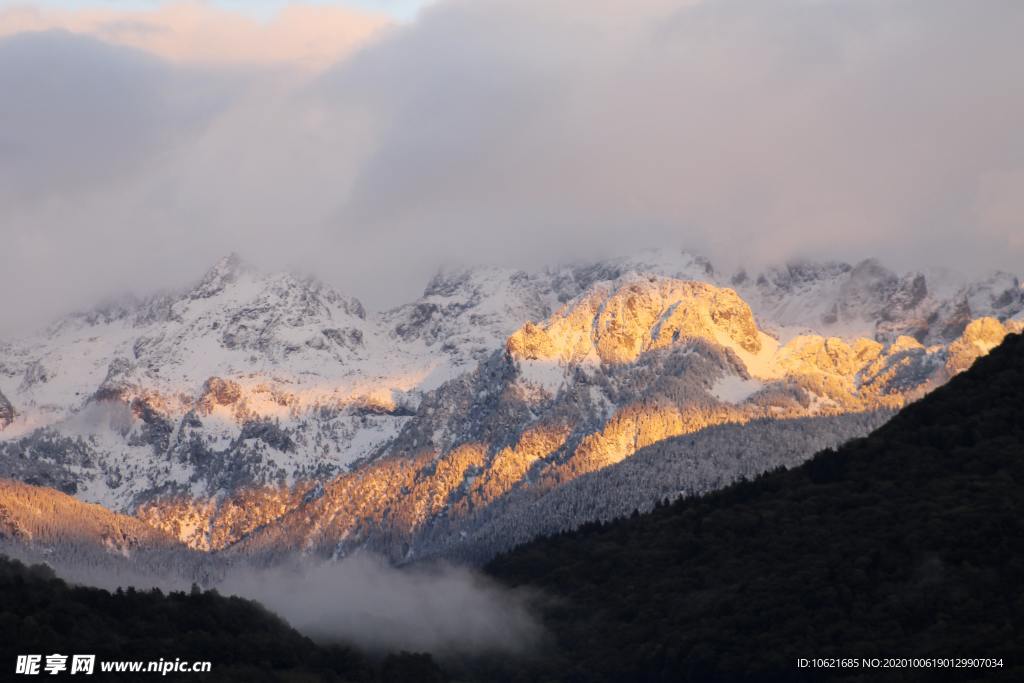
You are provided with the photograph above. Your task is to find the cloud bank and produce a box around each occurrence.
[9,545,542,657]
[2,0,1023,335]
[221,554,542,656]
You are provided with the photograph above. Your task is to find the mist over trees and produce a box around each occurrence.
[0,554,444,682]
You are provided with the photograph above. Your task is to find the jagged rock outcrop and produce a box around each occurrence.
[190,253,247,300]
[508,277,761,365]
[0,390,13,430]
[197,377,243,415]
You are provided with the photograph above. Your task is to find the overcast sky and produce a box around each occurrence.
[1,0,1022,336]
[1,1,431,21]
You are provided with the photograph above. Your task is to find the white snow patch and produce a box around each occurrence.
[516,359,566,395]
[710,375,763,404]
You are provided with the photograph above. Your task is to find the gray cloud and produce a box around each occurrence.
[0,30,314,335]
[325,0,1024,280]
[221,554,542,656]
[2,0,1023,336]
[1,31,181,198]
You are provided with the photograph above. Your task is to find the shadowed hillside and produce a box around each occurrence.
[487,334,1024,682]
[0,555,447,682]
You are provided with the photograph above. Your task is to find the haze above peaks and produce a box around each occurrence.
[2,0,1023,336]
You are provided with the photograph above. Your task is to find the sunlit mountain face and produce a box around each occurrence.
[1,249,1022,566]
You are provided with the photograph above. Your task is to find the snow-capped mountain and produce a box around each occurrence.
[1,254,460,510]
[733,258,1024,343]
[174,271,1020,562]
[1,249,1021,565]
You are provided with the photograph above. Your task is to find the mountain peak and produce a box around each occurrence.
[422,265,530,299]
[548,248,717,302]
[507,275,761,366]
[190,253,251,300]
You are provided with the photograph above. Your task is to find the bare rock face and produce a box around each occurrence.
[197,377,243,415]
[0,390,13,430]
[507,276,761,365]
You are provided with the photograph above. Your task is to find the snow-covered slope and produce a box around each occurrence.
[142,273,1021,562]
[383,266,556,375]
[1,249,1021,564]
[0,255,451,510]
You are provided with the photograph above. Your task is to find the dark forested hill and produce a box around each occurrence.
[487,333,1024,682]
[0,555,445,683]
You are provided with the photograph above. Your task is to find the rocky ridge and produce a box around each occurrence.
[1,249,1022,565]
[138,273,1020,562]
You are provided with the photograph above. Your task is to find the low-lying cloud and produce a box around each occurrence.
[7,544,542,657]
[2,0,1023,336]
[221,554,542,656]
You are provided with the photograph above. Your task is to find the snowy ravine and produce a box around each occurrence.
[1,249,1022,564]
